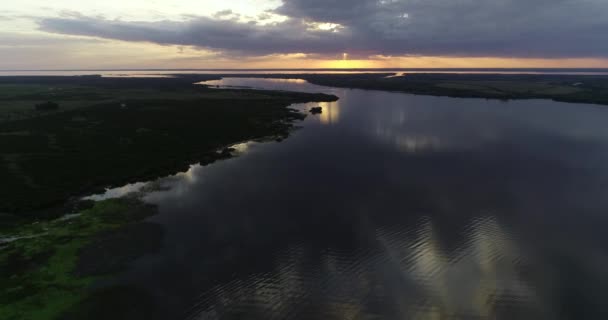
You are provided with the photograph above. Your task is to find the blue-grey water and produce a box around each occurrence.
[95,78,608,319]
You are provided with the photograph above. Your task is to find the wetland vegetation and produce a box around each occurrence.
[0,197,160,320]
[0,74,337,320]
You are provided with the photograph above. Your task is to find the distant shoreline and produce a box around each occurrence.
[3,68,608,78]
[2,68,608,72]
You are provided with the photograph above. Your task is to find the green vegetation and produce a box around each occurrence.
[4,72,608,319]
[0,74,341,319]
[0,74,336,319]
[0,76,337,217]
[0,197,160,320]
[231,73,608,106]
[0,75,279,122]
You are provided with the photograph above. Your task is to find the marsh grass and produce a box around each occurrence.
[0,198,158,320]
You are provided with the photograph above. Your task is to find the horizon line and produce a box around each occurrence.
[2,68,608,72]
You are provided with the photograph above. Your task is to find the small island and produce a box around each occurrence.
[310,106,323,114]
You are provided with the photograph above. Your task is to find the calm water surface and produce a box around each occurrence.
[95,78,608,319]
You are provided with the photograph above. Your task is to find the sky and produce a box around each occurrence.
[2,0,608,69]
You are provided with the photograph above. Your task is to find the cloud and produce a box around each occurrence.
[213,10,235,19]
[38,15,348,57]
[0,32,102,47]
[37,0,608,59]
[276,0,608,58]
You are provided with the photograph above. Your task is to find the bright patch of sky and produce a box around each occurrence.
[0,0,284,33]
[2,0,283,20]
[1,0,608,69]
[305,22,344,33]
[0,0,286,46]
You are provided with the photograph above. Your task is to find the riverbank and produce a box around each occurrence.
[0,75,337,319]
[0,75,337,219]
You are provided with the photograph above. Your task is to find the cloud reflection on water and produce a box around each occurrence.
[82,78,608,319]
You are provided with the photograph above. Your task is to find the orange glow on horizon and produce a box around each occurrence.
[6,38,608,69]
[229,54,608,70]
[310,56,608,69]
[320,59,385,69]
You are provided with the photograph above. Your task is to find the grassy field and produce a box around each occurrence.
[0,197,162,320]
[0,79,317,122]
[0,76,337,219]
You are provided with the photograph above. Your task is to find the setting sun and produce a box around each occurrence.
[322,59,382,69]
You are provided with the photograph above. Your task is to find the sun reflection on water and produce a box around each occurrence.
[83,142,258,201]
[318,101,341,125]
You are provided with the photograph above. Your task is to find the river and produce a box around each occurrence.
[92,77,608,319]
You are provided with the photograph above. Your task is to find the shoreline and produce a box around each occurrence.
[0,75,337,219]
[206,73,608,107]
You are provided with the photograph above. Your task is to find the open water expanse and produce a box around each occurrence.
[91,77,608,319]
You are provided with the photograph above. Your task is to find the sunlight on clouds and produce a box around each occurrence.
[71,41,219,67]
[258,53,309,60]
[369,55,608,68]
[2,1,608,69]
[305,22,344,33]
[0,37,220,69]
[3,0,284,20]
[247,55,608,69]
[4,39,608,68]
[321,59,384,69]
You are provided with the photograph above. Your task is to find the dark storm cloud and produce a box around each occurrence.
[38,0,608,58]
[38,16,348,56]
